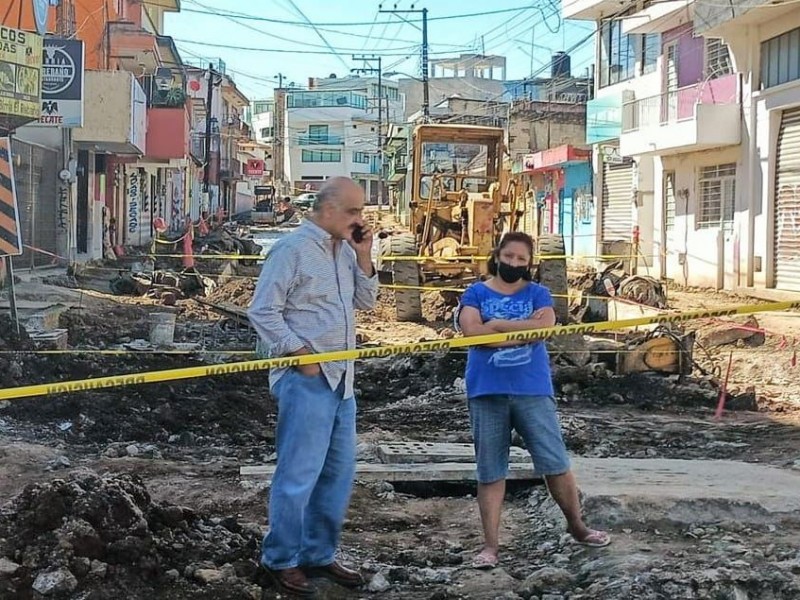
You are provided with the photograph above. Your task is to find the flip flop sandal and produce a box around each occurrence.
[471,552,499,570]
[574,530,611,548]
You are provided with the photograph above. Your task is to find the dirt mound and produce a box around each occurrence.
[0,354,274,453]
[421,291,460,323]
[0,472,262,599]
[205,278,255,308]
[59,305,153,347]
[0,314,32,350]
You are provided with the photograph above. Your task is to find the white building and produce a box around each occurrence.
[280,76,404,203]
[566,0,800,292]
[250,99,275,145]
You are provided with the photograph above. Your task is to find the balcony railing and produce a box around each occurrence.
[297,134,344,146]
[220,158,242,179]
[622,73,740,133]
[391,154,408,171]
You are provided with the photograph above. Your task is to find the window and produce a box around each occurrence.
[371,85,400,101]
[761,26,800,89]
[698,164,736,228]
[308,125,328,143]
[253,101,273,115]
[600,19,636,87]
[705,38,734,80]
[287,91,368,109]
[259,127,273,139]
[302,150,342,163]
[664,171,676,231]
[352,152,370,164]
[641,33,660,75]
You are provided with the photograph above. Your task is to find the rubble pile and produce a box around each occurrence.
[512,488,800,600]
[205,278,256,309]
[570,263,668,322]
[109,268,216,304]
[58,305,152,347]
[0,314,32,351]
[421,290,460,323]
[0,473,262,599]
[0,353,274,455]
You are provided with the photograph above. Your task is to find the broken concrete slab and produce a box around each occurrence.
[24,304,72,332]
[240,462,538,483]
[29,329,68,350]
[377,441,529,464]
[572,456,800,515]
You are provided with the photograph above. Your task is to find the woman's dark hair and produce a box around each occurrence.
[487,231,534,280]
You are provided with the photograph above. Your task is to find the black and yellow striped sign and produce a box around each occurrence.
[0,137,23,257]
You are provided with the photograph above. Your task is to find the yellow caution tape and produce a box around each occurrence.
[149,254,266,260]
[1,300,797,402]
[380,253,659,262]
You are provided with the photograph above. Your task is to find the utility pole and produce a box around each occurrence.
[352,55,384,207]
[56,0,77,264]
[203,63,217,210]
[276,73,285,89]
[379,5,429,121]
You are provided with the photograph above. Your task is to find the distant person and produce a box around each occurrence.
[248,176,377,596]
[276,198,299,225]
[456,231,610,570]
[197,211,210,236]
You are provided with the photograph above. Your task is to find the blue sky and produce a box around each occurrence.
[165,0,596,102]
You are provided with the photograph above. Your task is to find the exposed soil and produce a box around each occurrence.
[1,259,799,599]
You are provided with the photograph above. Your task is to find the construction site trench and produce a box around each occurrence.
[1,255,800,599]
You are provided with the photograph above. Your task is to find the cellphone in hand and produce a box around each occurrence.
[352,225,365,243]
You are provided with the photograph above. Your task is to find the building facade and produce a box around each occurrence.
[567,0,800,292]
[6,0,199,261]
[278,76,403,203]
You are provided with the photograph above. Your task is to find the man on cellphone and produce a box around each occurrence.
[248,177,377,596]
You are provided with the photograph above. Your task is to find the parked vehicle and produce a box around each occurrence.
[292,192,317,211]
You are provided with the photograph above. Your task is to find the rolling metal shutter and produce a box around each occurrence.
[601,161,634,241]
[10,139,59,269]
[774,107,800,291]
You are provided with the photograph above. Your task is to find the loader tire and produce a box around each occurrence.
[379,233,422,322]
[536,234,569,324]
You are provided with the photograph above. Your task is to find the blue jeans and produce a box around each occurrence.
[469,395,571,483]
[261,368,356,570]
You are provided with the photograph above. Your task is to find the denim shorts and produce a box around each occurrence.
[468,395,571,483]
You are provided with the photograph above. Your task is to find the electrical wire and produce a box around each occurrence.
[180,2,545,27]
[179,0,425,54]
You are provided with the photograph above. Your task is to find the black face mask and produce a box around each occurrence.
[497,261,530,284]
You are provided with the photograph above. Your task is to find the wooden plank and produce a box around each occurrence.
[239,462,539,483]
[377,442,529,464]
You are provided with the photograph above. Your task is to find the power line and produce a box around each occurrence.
[172,38,472,57]
[180,3,539,27]
[182,0,423,53]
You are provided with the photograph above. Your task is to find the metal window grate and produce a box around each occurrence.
[706,38,733,80]
[698,163,736,229]
[664,171,676,231]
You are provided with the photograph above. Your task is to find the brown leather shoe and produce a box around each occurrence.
[263,566,315,596]
[303,561,364,588]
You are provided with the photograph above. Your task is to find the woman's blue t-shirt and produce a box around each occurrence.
[459,281,554,399]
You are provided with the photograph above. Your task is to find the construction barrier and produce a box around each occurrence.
[1,300,798,402]
[0,137,23,257]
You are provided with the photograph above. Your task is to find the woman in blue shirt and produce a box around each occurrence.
[457,232,610,569]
